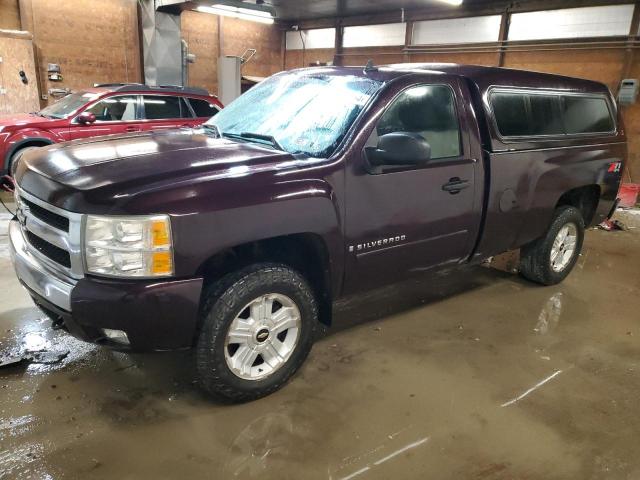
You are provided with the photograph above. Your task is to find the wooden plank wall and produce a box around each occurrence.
[18,0,141,106]
[222,17,282,78]
[623,61,640,183]
[286,44,640,182]
[284,47,335,69]
[0,0,20,30]
[0,30,39,115]
[182,11,284,94]
[182,10,220,95]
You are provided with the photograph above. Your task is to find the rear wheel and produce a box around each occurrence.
[519,206,585,285]
[196,263,318,402]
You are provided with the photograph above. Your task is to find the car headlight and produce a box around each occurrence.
[84,215,173,277]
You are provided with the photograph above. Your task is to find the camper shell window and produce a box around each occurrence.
[489,89,615,139]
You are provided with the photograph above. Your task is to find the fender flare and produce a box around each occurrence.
[3,136,55,172]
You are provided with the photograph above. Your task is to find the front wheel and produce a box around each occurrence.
[519,206,585,285]
[196,263,318,402]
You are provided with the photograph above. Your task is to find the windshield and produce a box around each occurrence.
[207,71,382,158]
[39,91,102,119]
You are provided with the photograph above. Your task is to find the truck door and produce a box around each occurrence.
[344,78,484,293]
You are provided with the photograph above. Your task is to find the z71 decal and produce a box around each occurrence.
[608,162,622,173]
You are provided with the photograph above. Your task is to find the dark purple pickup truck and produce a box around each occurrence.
[9,64,625,401]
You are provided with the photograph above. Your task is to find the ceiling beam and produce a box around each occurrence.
[159,0,637,33]
[333,23,344,66]
[496,7,510,67]
[284,0,636,30]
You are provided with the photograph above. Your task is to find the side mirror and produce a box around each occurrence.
[367,132,431,167]
[77,112,96,125]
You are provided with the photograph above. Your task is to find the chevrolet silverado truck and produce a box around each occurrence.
[8,64,625,402]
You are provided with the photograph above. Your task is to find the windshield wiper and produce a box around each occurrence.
[222,132,283,151]
[239,132,284,151]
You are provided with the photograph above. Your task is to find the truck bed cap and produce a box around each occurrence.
[384,63,611,95]
[314,63,611,97]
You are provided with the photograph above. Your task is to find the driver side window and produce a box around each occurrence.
[378,85,461,159]
[85,95,138,122]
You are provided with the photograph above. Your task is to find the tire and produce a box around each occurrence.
[196,263,318,402]
[519,206,585,286]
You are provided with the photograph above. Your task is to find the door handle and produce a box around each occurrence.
[442,177,470,194]
[125,126,139,132]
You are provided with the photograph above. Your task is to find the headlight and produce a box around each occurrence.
[84,215,173,277]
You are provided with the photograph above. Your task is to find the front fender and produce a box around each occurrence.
[4,130,58,170]
[175,178,342,274]
[110,167,346,293]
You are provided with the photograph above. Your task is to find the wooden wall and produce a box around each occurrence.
[0,30,40,115]
[182,11,284,94]
[0,0,20,30]
[222,17,283,78]
[623,59,640,182]
[17,0,141,106]
[182,10,220,95]
[284,47,334,70]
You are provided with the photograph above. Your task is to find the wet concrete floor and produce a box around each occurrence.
[1,197,639,480]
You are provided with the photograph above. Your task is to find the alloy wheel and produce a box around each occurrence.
[224,293,301,381]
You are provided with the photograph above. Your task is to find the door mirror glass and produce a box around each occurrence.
[77,112,96,124]
[368,132,431,166]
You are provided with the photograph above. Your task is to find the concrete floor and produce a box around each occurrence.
[1,195,639,480]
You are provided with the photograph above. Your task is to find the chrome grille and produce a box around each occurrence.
[20,197,69,232]
[14,186,84,279]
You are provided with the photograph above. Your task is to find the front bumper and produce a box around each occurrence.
[9,219,203,351]
[9,217,75,310]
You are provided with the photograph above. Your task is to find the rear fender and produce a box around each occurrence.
[515,144,624,245]
[475,142,624,259]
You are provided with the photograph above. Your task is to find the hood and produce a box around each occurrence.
[14,129,298,213]
[0,113,53,129]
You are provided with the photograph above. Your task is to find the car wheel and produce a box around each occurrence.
[519,206,585,286]
[196,263,318,402]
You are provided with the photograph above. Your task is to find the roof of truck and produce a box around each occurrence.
[385,63,611,95]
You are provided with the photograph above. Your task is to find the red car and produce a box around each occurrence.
[0,84,223,175]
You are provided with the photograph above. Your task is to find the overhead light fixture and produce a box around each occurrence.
[196,2,276,24]
[434,0,463,5]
